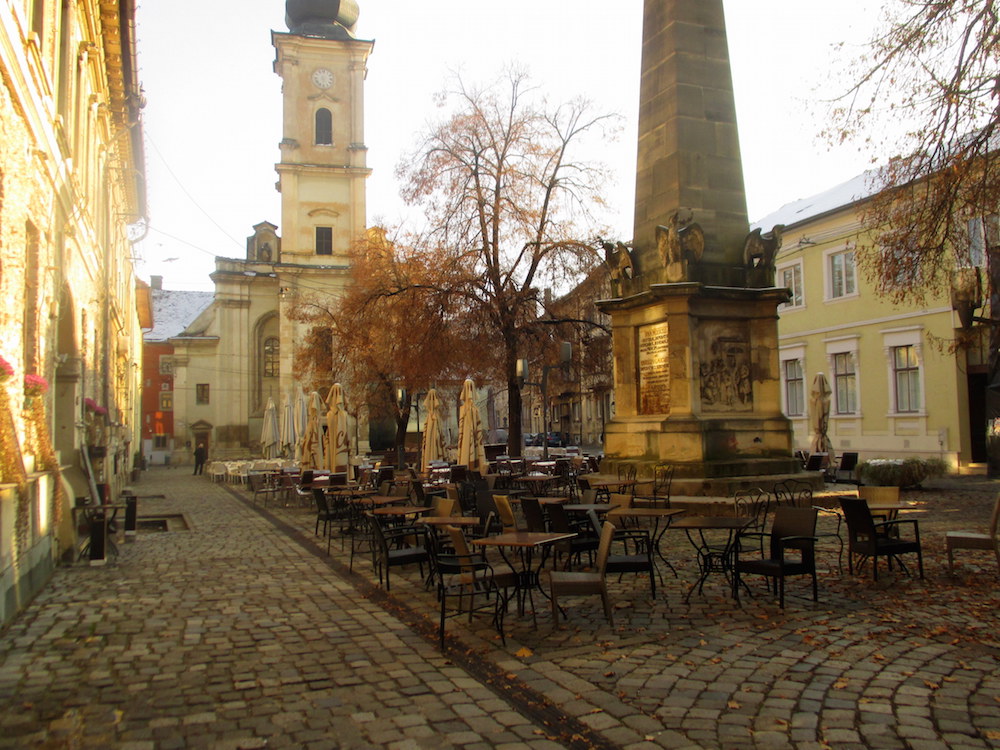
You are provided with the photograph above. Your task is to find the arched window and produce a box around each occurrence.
[315,108,332,145]
[263,337,280,377]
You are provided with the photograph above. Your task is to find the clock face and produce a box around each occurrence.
[311,68,334,90]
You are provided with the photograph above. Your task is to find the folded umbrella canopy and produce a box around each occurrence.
[326,383,350,474]
[456,379,488,475]
[420,388,447,474]
[279,392,296,458]
[260,397,280,459]
[293,385,308,461]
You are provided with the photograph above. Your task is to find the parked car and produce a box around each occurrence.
[546,432,564,447]
[524,432,542,446]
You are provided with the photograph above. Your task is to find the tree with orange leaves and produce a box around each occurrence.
[290,228,484,453]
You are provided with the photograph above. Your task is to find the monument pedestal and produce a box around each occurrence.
[597,282,801,492]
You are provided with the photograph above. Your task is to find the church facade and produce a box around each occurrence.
[167,2,372,460]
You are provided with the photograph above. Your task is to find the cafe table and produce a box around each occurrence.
[579,475,637,501]
[469,531,576,625]
[668,516,751,602]
[606,507,686,577]
[360,494,412,507]
[516,473,558,495]
[418,515,479,528]
[563,502,617,515]
[510,496,567,506]
[371,505,431,518]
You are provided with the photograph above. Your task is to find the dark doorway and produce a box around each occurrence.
[193,431,211,460]
[968,372,988,463]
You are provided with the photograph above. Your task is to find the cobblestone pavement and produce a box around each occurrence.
[0,469,998,749]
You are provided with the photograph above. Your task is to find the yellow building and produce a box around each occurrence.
[0,0,147,623]
[759,172,983,470]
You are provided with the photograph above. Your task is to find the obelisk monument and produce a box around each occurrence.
[599,0,799,490]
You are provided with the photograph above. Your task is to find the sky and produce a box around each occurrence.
[132,0,883,291]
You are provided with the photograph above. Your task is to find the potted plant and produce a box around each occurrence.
[857,457,947,488]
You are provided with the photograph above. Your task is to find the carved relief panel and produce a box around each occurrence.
[699,321,753,412]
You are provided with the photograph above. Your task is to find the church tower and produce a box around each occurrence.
[272,0,373,387]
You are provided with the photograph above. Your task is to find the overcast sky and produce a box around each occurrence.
[133,0,883,291]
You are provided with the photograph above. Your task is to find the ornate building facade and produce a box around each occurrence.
[0,0,147,624]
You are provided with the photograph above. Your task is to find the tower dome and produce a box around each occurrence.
[285,0,360,39]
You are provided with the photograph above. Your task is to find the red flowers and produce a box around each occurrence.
[24,374,49,396]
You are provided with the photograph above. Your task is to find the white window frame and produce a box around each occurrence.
[779,345,807,418]
[882,328,925,417]
[964,214,997,268]
[824,244,859,302]
[777,260,804,310]
[825,336,861,417]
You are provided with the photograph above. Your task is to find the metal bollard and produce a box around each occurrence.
[123,491,137,540]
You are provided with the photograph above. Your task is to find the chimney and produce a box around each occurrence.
[150,275,163,290]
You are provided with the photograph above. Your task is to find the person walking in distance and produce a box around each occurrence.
[193,443,207,475]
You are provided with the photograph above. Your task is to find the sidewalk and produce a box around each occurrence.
[0,468,998,749]
[0,470,575,749]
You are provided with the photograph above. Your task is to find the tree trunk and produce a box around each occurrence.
[503,342,523,458]
[395,395,412,469]
[987,241,1000,477]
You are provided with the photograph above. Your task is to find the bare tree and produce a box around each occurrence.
[397,69,619,455]
[830,0,998,301]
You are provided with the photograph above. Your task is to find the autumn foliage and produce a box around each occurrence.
[829,0,999,305]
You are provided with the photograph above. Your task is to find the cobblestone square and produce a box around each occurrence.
[0,468,997,749]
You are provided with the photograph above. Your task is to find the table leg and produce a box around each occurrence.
[650,517,678,579]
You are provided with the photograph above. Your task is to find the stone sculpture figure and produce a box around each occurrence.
[603,240,636,288]
[743,225,785,269]
[657,209,705,268]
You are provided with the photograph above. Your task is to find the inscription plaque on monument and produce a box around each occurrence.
[638,322,670,414]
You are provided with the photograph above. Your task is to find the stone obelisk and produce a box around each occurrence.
[633,0,747,277]
[599,0,799,491]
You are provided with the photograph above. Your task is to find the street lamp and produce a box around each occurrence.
[517,342,572,459]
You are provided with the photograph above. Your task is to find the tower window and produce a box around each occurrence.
[315,108,333,145]
[316,227,333,255]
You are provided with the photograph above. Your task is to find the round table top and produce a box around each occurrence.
[670,516,751,530]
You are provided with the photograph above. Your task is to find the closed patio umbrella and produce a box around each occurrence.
[260,397,280,458]
[299,391,326,470]
[292,385,308,461]
[279,392,296,458]
[420,388,447,474]
[325,383,350,473]
[456,379,488,475]
[809,373,832,455]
